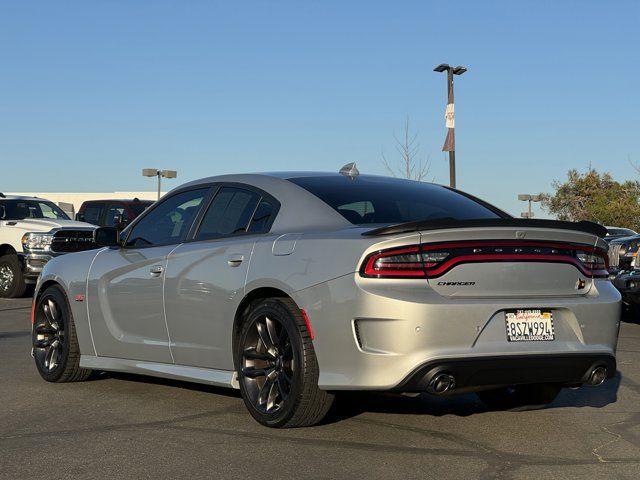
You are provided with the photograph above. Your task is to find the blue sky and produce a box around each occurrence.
[1,1,638,217]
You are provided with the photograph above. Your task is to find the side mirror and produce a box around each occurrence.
[94,226,120,247]
[76,213,85,222]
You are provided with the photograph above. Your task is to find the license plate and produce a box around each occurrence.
[505,309,554,342]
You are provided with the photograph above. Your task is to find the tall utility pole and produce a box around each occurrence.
[142,169,178,200]
[434,64,467,189]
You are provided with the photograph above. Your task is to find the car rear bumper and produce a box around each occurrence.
[294,275,621,391]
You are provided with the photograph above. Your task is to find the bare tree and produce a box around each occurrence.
[382,116,431,181]
[629,155,640,175]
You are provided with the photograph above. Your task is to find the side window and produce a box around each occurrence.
[83,204,104,225]
[126,188,208,247]
[105,204,126,226]
[247,199,275,234]
[39,202,60,219]
[337,201,375,224]
[196,187,261,241]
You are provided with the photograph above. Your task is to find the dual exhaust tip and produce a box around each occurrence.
[586,366,608,386]
[426,366,607,394]
[427,372,456,394]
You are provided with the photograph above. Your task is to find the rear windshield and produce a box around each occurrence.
[288,176,505,224]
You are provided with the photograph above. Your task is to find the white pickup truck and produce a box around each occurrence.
[0,194,96,298]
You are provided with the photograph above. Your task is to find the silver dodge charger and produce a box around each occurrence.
[31,168,621,427]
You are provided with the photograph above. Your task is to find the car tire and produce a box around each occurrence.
[0,254,27,298]
[236,297,334,428]
[477,383,562,411]
[32,285,92,383]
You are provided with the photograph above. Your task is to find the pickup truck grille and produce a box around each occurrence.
[608,244,622,268]
[51,230,97,253]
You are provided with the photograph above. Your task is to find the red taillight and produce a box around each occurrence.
[576,248,609,278]
[360,241,609,279]
[362,246,428,278]
[31,299,36,325]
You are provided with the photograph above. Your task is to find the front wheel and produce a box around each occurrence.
[477,383,562,411]
[32,285,92,383]
[236,298,334,428]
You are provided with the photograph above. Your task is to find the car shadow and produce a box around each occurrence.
[86,368,621,425]
[322,372,622,425]
[91,370,242,399]
[621,306,639,323]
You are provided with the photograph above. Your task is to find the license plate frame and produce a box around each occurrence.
[505,309,555,342]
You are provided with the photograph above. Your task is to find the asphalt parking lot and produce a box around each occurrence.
[1,298,640,479]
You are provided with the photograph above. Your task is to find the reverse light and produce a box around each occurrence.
[21,233,54,251]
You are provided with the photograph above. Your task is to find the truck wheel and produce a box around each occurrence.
[477,383,561,411]
[0,254,26,298]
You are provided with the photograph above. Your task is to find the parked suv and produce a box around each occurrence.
[76,198,153,228]
[0,194,96,298]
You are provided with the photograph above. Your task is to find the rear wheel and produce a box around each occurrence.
[236,297,334,428]
[32,285,92,383]
[477,383,562,411]
[0,254,26,298]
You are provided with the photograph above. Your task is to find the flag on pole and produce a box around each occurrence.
[442,79,455,152]
[442,104,455,152]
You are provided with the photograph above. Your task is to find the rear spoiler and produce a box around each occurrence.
[362,218,607,238]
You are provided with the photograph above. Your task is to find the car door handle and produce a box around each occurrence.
[227,255,244,267]
[150,265,164,276]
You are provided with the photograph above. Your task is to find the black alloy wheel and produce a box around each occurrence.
[33,295,66,374]
[32,285,91,383]
[241,314,294,414]
[237,298,334,428]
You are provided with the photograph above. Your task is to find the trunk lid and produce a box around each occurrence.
[419,226,603,298]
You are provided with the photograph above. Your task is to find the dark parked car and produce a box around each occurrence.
[76,198,153,228]
[604,226,637,243]
[608,233,640,314]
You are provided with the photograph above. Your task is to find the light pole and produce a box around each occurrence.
[434,63,467,189]
[142,169,178,200]
[518,194,541,219]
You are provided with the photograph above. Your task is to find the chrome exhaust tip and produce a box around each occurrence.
[427,372,456,394]
[586,366,607,386]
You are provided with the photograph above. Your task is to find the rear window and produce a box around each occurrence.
[130,201,153,217]
[288,176,505,224]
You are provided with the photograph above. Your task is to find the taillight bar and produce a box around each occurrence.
[360,241,609,279]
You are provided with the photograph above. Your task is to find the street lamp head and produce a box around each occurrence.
[518,194,532,201]
[142,168,158,177]
[161,170,177,179]
[433,63,450,73]
[452,66,467,75]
